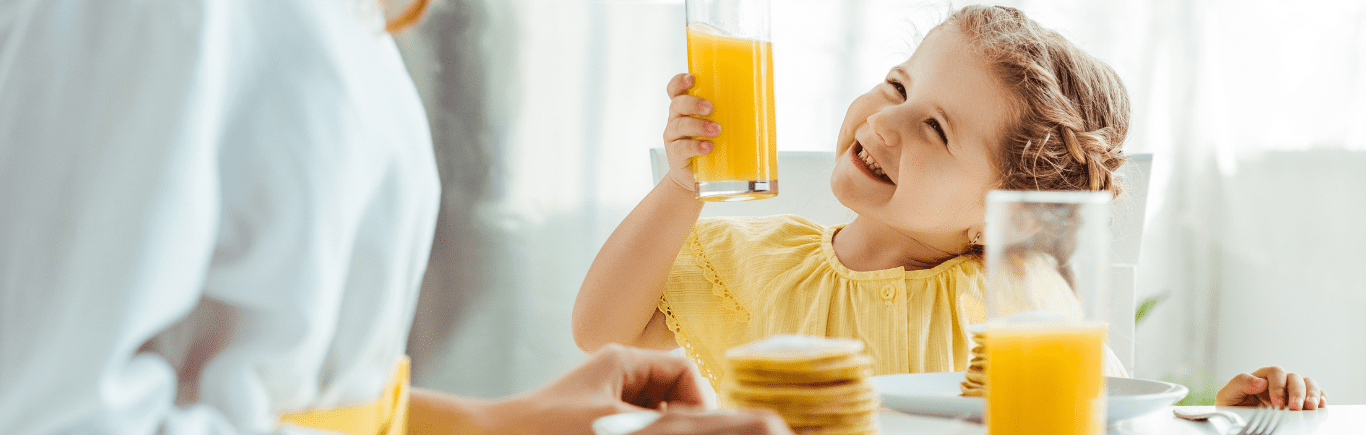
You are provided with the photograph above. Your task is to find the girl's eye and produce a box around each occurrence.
[886,79,906,98]
[926,118,948,144]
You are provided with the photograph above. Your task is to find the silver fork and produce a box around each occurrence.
[1174,405,1284,435]
[1235,405,1284,435]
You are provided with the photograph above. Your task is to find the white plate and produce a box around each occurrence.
[592,410,662,435]
[871,372,1188,423]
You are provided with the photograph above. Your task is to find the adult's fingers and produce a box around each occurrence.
[1215,373,1267,406]
[664,116,721,144]
[666,73,695,99]
[669,94,714,119]
[1252,366,1289,408]
[607,345,706,409]
[1303,377,1324,410]
[638,409,795,435]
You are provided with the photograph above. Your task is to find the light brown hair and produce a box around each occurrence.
[946,6,1128,287]
[946,5,1129,197]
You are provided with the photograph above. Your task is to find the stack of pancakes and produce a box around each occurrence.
[961,329,987,397]
[720,335,878,435]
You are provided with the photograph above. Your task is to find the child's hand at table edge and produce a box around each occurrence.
[1215,366,1326,410]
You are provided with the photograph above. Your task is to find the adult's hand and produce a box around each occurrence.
[411,344,705,435]
[513,344,707,434]
[410,344,798,434]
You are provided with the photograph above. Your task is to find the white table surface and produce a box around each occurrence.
[876,405,1366,434]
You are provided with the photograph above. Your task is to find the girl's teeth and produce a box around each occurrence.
[857,148,886,177]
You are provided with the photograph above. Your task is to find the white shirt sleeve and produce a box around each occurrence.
[0,0,232,432]
[0,1,439,434]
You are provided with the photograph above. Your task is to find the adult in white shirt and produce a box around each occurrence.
[0,1,791,434]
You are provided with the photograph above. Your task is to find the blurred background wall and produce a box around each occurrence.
[386,0,1366,403]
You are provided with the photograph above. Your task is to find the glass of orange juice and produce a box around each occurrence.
[983,190,1112,435]
[684,0,778,201]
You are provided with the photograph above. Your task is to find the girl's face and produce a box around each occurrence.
[831,25,1013,239]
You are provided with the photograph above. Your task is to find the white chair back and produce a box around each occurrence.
[1107,153,1153,374]
[649,149,853,225]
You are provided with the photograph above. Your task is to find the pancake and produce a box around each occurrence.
[730,355,874,385]
[720,335,880,434]
[961,328,989,396]
[959,381,986,397]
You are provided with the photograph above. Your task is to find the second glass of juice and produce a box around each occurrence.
[684,0,777,201]
[983,190,1113,435]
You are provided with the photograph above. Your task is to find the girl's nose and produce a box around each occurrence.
[866,109,900,148]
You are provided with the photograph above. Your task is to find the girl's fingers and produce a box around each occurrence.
[1215,373,1267,406]
[663,139,707,193]
[1304,377,1323,410]
[668,95,714,118]
[665,139,712,163]
[663,116,721,144]
[666,73,694,99]
[1253,366,1289,408]
[1251,391,1270,407]
[1285,372,1305,410]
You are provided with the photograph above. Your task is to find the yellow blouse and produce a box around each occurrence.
[658,215,987,390]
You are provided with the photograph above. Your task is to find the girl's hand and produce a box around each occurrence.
[662,73,720,193]
[1215,366,1326,410]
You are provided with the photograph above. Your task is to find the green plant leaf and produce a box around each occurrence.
[1135,294,1170,325]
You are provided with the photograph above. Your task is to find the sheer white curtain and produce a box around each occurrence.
[392,0,1366,403]
[971,0,1366,404]
[1123,0,1366,405]
[392,0,687,397]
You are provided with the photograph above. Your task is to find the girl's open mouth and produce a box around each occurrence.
[853,142,895,185]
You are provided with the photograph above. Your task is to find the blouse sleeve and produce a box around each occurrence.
[658,221,752,387]
[658,216,823,388]
[0,2,314,433]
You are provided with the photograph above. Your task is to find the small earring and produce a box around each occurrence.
[970,232,982,245]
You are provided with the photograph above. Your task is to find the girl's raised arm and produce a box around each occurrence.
[572,73,718,352]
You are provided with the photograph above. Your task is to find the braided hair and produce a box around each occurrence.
[947,5,1129,196]
[947,5,1130,290]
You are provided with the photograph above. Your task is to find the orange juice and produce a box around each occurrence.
[985,323,1106,435]
[686,23,778,201]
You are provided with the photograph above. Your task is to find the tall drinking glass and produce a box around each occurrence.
[983,190,1111,435]
[685,0,778,201]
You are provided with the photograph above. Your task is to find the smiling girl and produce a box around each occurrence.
[572,5,1325,410]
